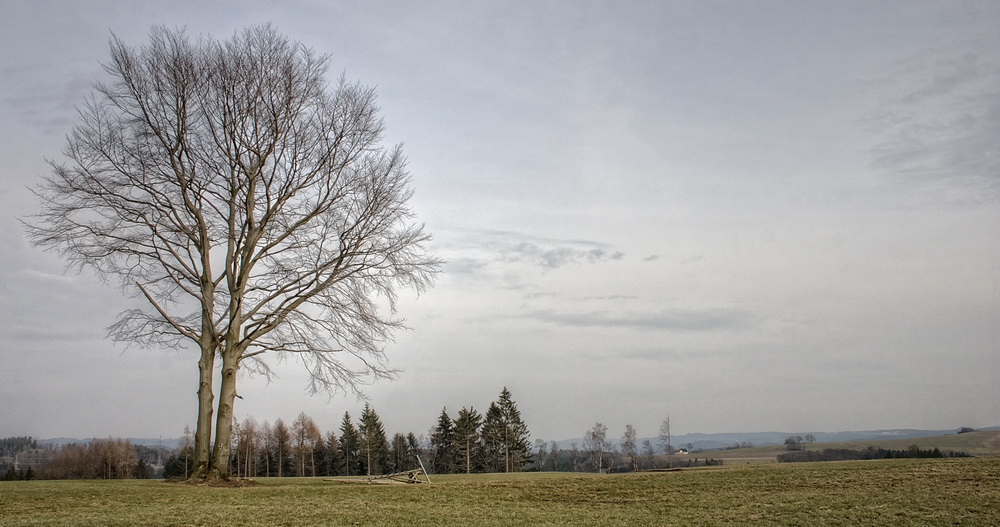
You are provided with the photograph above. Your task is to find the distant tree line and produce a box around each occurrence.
[527,418,721,474]
[0,436,37,458]
[163,387,533,479]
[2,466,35,481]
[8,401,703,479]
[6,403,747,479]
[0,437,166,480]
[165,405,422,479]
[783,435,817,451]
[777,445,971,463]
[1,436,39,479]
[3,390,532,481]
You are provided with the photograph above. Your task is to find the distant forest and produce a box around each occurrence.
[2,388,721,480]
[777,446,971,463]
[5,397,978,480]
[2,388,534,480]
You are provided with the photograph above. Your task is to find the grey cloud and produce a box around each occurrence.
[612,347,726,362]
[524,291,559,300]
[443,257,488,277]
[440,229,626,274]
[2,326,102,344]
[2,65,96,135]
[576,295,637,302]
[866,50,1000,202]
[472,230,625,268]
[501,241,624,268]
[526,308,753,332]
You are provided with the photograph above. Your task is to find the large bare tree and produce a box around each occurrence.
[25,25,438,480]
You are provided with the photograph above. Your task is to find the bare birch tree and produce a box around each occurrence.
[659,417,672,468]
[24,25,438,480]
[291,412,321,477]
[641,439,656,470]
[273,419,291,478]
[259,421,273,477]
[583,423,609,473]
[621,424,638,472]
[236,416,259,478]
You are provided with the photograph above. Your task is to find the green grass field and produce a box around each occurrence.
[2,458,997,526]
[674,429,1000,464]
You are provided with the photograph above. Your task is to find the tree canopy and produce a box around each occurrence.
[25,24,437,480]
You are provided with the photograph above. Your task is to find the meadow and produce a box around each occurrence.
[669,429,1000,464]
[2,457,997,526]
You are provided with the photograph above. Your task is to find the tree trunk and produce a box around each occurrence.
[192,347,215,478]
[192,263,217,480]
[209,351,240,479]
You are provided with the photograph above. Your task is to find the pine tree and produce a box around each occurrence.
[389,433,412,473]
[338,412,361,476]
[322,430,340,476]
[430,407,457,474]
[453,407,483,474]
[358,404,389,476]
[481,402,505,473]
[165,426,195,479]
[481,387,532,472]
[406,432,422,471]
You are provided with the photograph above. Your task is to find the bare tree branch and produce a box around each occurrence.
[23,24,439,479]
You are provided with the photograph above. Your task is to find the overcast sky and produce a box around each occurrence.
[1,1,998,444]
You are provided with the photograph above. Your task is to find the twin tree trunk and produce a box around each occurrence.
[195,313,248,478]
[208,353,240,478]
[193,349,215,477]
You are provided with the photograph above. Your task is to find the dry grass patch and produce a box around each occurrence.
[1,458,997,526]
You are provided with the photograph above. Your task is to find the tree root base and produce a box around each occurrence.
[165,476,260,487]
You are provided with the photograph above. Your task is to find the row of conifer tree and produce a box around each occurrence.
[163,387,532,478]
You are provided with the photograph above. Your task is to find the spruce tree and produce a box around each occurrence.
[389,433,412,473]
[358,404,390,476]
[406,432,422,471]
[453,407,483,474]
[338,412,361,476]
[498,388,532,471]
[430,407,457,474]
[481,388,532,472]
[481,402,505,473]
[322,430,340,476]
